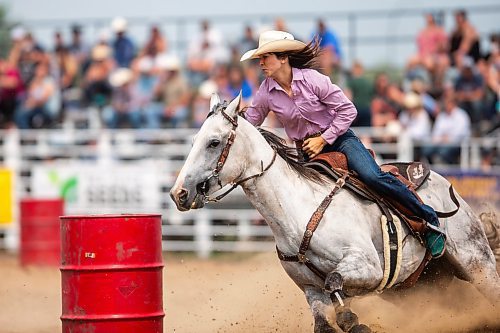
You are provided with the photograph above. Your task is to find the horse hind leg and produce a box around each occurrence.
[446,213,500,306]
[471,267,500,306]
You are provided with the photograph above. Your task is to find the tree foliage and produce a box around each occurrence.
[0,5,12,58]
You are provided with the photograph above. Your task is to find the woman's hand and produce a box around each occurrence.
[303,136,327,158]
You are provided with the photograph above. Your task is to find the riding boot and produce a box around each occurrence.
[424,213,446,258]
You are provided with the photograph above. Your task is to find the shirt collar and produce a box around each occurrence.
[268,68,304,92]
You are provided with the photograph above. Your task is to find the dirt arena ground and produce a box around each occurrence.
[0,251,499,333]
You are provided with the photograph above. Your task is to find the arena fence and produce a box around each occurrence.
[0,127,498,257]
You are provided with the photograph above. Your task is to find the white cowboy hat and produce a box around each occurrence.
[111,16,128,33]
[198,80,218,99]
[240,30,306,62]
[403,92,423,110]
[156,54,181,71]
[109,68,133,87]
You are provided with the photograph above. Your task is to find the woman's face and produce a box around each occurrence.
[258,53,284,79]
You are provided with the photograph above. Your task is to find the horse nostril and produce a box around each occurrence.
[178,188,188,204]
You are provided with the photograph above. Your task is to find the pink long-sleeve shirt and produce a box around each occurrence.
[244,68,357,144]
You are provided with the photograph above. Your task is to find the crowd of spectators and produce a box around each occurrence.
[0,10,498,166]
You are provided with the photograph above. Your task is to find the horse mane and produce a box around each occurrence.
[257,128,324,183]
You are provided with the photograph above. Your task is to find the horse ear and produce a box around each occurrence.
[210,93,221,113]
[226,91,242,117]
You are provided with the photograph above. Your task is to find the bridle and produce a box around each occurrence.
[195,102,277,204]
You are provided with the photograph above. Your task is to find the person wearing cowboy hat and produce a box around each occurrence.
[103,67,141,128]
[240,30,446,258]
[111,17,135,68]
[152,54,190,128]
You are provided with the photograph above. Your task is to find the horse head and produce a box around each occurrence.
[170,93,244,211]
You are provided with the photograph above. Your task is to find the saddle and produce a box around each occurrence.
[281,151,459,291]
[305,151,431,235]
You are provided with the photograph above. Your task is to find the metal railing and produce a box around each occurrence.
[1,127,498,256]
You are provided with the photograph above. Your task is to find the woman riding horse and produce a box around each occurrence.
[240,30,445,258]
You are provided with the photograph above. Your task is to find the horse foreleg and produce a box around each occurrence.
[304,286,339,333]
[325,251,382,333]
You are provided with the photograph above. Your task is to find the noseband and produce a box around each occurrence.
[197,102,277,204]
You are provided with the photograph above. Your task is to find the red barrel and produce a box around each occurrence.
[20,198,64,266]
[60,214,164,333]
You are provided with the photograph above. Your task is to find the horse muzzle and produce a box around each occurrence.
[170,187,205,211]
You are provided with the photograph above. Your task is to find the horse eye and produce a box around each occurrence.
[208,139,220,148]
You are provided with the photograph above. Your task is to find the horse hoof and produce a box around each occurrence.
[336,308,359,332]
[350,324,372,333]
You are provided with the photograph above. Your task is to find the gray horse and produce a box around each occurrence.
[170,94,500,333]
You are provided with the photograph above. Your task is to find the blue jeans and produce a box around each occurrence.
[320,129,439,226]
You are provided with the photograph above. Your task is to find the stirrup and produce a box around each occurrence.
[426,223,445,235]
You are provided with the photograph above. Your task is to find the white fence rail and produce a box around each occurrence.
[0,127,498,256]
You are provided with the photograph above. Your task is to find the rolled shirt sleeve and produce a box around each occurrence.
[242,81,270,127]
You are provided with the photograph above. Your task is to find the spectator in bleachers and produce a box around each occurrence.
[416,12,448,71]
[212,64,229,97]
[345,61,373,127]
[449,9,481,65]
[54,45,79,117]
[235,25,260,91]
[55,46,78,93]
[103,67,139,128]
[0,58,24,128]
[409,78,438,119]
[398,92,431,142]
[421,91,471,165]
[68,24,90,71]
[274,18,292,36]
[403,55,431,91]
[53,31,65,52]
[312,19,342,65]
[111,17,135,68]
[140,25,167,58]
[219,64,253,107]
[129,56,159,128]
[429,52,459,99]
[311,19,343,85]
[14,62,57,129]
[455,56,484,129]
[7,26,26,65]
[191,79,218,127]
[82,44,113,109]
[237,25,258,59]
[370,73,403,127]
[477,33,499,128]
[273,17,287,31]
[187,20,229,88]
[9,30,45,87]
[150,54,190,128]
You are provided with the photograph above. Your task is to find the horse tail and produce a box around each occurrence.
[480,210,500,271]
